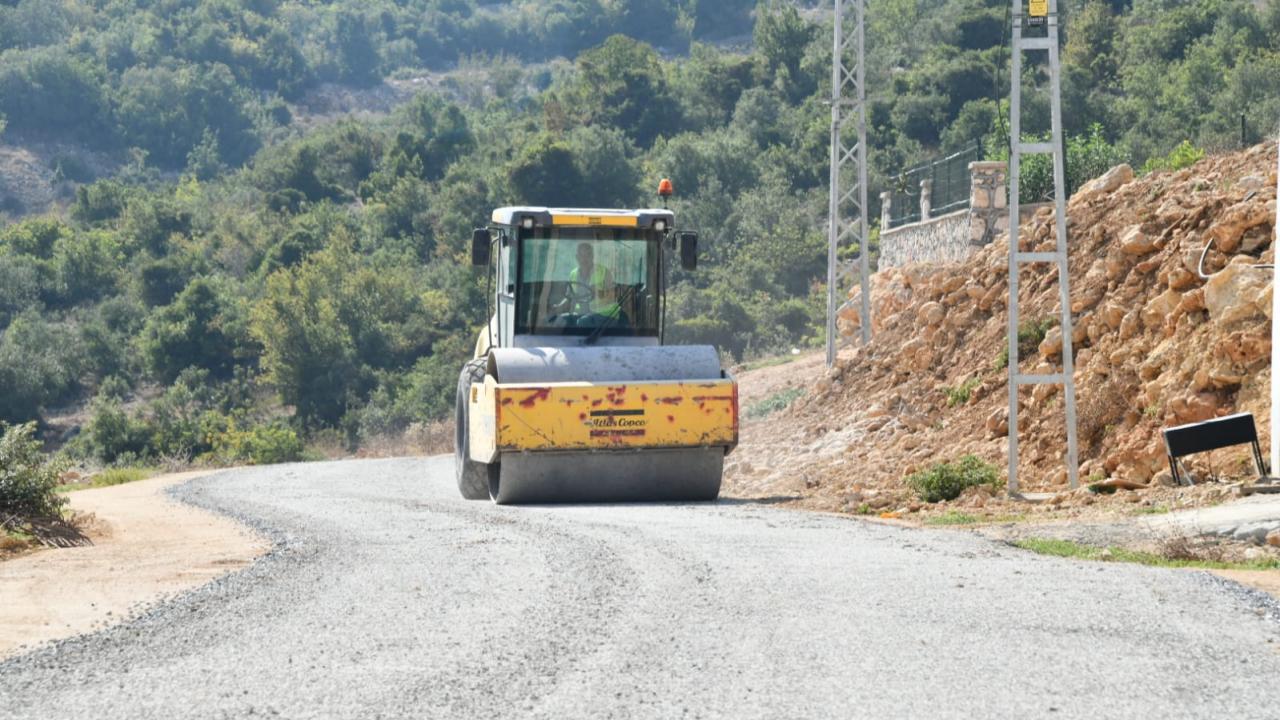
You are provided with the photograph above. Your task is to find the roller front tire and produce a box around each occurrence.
[454,358,495,500]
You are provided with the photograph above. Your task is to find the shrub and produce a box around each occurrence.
[85,398,151,464]
[210,421,304,465]
[906,455,1001,503]
[944,377,980,407]
[0,423,67,519]
[995,317,1057,371]
[1141,140,1205,175]
[746,387,804,419]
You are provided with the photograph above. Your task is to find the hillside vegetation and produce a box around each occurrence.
[1,0,1279,468]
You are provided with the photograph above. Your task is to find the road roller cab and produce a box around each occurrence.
[454,203,738,503]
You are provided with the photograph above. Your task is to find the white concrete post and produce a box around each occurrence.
[1271,136,1279,475]
[920,178,932,221]
[880,191,893,230]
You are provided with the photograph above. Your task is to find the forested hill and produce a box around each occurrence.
[1,0,1278,467]
[0,0,754,175]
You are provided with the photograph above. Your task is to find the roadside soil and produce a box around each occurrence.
[728,351,1280,598]
[0,471,267,659]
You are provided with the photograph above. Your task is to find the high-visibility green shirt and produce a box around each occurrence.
[569,265,620,317]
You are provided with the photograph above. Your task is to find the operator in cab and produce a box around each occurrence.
[559,242,626,326]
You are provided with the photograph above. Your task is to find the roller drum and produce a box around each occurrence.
[490,448,723,505]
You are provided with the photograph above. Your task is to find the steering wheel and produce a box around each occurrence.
[562,280,597,305]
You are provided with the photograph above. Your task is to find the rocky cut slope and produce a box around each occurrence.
[726,143,1278,512]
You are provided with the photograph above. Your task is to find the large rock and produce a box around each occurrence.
[1141,288,1181,330]
[900,338,935,372]
[1039,326,1063,359]
[1079,164,1135,200]
[1169,392,1219,424]
[985,407,1009,438]
[917,301,945,327]
[1215,331,1270,366]
[1206,200,1272,253]
[1120,225,1156,255]
[1098,302,1125,329]
[1166,267,1197,291]
[1203,261,1270,324]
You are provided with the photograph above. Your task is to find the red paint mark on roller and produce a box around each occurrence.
[656,397,683,406]
[667,415,675,423]
[591,399,603,407]
[578,412,587,421]
[500,398,513,406]
[731,382,739,437]
[518,388,551,408]
[641,393,649,402]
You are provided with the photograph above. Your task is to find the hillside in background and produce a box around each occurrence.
[2,0,1280,469]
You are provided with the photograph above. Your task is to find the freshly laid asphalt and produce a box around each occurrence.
[2,456,1279,719]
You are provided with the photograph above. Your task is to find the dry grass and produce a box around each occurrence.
[308,420,457,460]
[1157,535,1230,564]
[1078,371,1139,450]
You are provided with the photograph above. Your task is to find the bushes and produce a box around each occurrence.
[0,312,87,423]
[1003,125,1129,203]
[209,421,304,466]
[0,423,67,519]
[85,398,152,465]
[995,317,1058,370]
[139,279,248,383]
[81,396,303,467]
[906,455,1001,503]
[1141,140,1206,175]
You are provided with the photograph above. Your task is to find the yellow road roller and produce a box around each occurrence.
[454,200,738,503]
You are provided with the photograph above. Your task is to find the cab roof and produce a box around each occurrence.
[490,207,675,230]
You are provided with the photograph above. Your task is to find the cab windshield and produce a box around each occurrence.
[516,227,660,337]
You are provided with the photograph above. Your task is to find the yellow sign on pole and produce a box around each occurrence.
[1029,0,1048,17]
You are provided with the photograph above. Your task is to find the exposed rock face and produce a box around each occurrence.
[730,143,1278,503]
[1204,261,1270,324]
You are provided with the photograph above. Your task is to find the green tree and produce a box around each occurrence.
[140,279,247,383]
[570,35,679,147]
[1065,1,1120,85]
[753,3,816,100]
[0,311,85,423]
[251,238,437,426]
[507,135,584,206]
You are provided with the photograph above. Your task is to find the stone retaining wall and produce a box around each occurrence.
[877,209,971,269]
[877,161,1013,269]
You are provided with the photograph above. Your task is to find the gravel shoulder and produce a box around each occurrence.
[3,457,1279,719]
[0,471,267,659]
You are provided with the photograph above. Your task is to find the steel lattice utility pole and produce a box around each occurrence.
[825,0,871,366]
[1006,0,1079,492]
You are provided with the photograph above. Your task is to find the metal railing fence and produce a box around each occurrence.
[886,140,983,228]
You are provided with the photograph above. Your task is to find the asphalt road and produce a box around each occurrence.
[3,456,1280,719]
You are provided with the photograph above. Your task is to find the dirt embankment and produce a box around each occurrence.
[726,143,1278,522]
[0,472,266,659]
